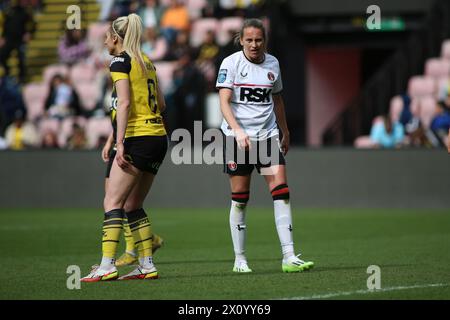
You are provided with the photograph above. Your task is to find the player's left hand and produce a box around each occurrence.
[280,133,290,156]
[116,143,130,170]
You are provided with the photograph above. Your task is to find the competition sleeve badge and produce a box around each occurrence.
[218,69,227,83]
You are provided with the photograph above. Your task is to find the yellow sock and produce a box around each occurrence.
[122,215,136,254]
[153,233,162,247]
[128,208,153,258]
[102,209,124,258]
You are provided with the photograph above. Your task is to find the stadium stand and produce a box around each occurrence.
[0,0,266,150]
[323,0,450,147]
[354,38,450,149]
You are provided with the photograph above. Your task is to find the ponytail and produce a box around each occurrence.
[111,13,146,74]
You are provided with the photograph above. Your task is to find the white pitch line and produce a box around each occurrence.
[280,283,449,300]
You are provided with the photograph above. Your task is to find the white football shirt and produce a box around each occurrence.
[216,51,283,140]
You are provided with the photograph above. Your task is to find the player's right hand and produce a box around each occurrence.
[116,143,130,170]
[101,145,110,163]
[235,128,251,150]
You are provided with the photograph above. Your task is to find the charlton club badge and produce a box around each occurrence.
[267,72,275,81]
[227,161,237,171]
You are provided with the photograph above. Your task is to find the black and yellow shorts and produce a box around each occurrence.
[123,135,168,175]
[222,134,286,176]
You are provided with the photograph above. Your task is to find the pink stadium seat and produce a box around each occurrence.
[418,96,438,129]
[154,61,177,94]
[23,82,48,121]
[424,58,450,78]
[441,39,450,61]
[85,117,112,148]
[74,82,99,111]
[43,64,70,85]
[70,62,96,83]
[354,135,375,148]
[389,96,404,123]
[87,22,110,50]
[187,0,207,19]
[217,16,243,45]
[39,118,61,135]
[59,116,88,147]
[407,76,436,98]
[190,18,219,47]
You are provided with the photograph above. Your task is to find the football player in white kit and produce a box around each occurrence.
[216,18,314,273]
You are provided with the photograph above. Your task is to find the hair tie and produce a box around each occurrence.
[112,23,123,40]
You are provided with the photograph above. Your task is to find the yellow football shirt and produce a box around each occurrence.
[109,51,166,139]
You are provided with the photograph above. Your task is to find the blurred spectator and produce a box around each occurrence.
[142,27,168,62]
[0,136,7,150]
[41,130,59,149]
[355,115,405,148]
[404,98,440,147]
[58,28,90,66]
[97,0,115,22]
[138,0,164,29]
[399,94,412,127]
[66,123,88,150]
[172,51,206,133]
[216,29,239,70]
[202,0,219,18]
[27,0,43,13]
[368,115,405,148]
[0,65,26,136]
[160,0,190,43]
[0,0,36,83]
[4,109,39,150]
[195,29,220,91]
[216,0,266,18]
[110,0,134,20]
[92,72,113,118]
[164,30,191,61]
[44,74,82,120]
[430,101,450,146]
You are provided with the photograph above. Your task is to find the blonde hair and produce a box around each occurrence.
[111,13,146,74]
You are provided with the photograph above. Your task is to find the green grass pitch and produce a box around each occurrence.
[0,208,449,300]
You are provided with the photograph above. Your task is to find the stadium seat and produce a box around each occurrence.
[39,118,61,135]
[389,95,404,123]
[73,82,99,111]
[43,64,70,85]
[418,96,438,129]
[85,117,112,149]
[87,22,110,51]
[354,135,374,148]
[407,76,436,98]
[23,82,48,121]
[217,16,243,45]
[187,0,207,19]
[69,62,96,83]
[190,18,219,47]
[424,58,450,78]
[59,116,88,148]
[441,39,450,61]
[153,61,177,94]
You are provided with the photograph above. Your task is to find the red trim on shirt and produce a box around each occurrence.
[233,83,273,87]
